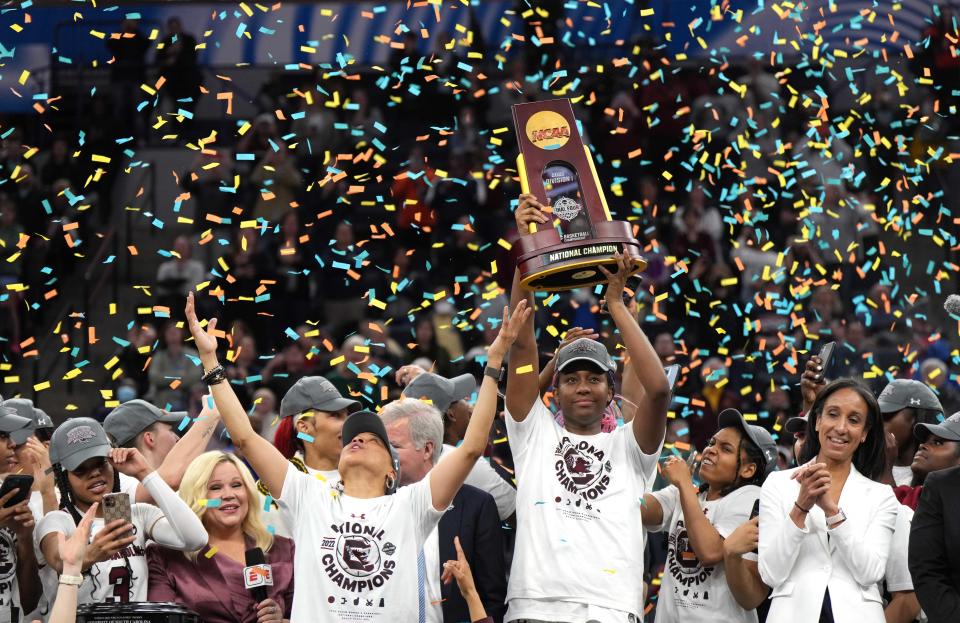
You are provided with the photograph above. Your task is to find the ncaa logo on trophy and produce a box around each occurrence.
[512,99,645,291]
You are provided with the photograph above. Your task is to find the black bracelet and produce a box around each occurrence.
[202,364,227,385]
[794,501,811,514]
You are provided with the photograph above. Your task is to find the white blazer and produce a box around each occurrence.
[758,462,898,623]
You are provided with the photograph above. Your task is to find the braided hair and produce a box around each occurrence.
[52,460,121,525]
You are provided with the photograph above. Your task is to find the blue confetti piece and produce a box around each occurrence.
[297,432,315,443]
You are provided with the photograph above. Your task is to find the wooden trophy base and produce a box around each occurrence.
[514,220,646,292]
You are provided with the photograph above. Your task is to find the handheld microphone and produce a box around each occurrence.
[243,547,274,604]
[944,294,960,317]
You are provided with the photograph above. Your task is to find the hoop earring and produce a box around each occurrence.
[385,475,396,492]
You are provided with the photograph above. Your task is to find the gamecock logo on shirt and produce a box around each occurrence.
[554,436,612,500]
[321,521,397,593]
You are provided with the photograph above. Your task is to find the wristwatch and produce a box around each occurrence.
[825,508,846,527]
[483,365,504,382]
[59,574,83,586]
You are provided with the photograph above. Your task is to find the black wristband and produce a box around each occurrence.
[202,364,227,385]
[483,365,504,382]
[794,501,811,514]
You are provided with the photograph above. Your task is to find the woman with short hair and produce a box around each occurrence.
[147,451,294,622]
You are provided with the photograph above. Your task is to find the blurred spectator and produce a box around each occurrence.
[920,358,960,416]
[39,136,81,188]
[317,221,366,337]
[156,17,203,122]
[265,211,309,336]
[157,235,207,302]
[114,322,158,398]
[250,147,302,223]
[407,316,455,377]
[105,19,150,141]
[251,387,280,441]
[686,357,739,451]
[147,321,203,411]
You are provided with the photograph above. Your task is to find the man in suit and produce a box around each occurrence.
[908,417,960,623]
[380,399,507,623]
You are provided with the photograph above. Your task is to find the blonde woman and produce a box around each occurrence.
[147,452,294,623]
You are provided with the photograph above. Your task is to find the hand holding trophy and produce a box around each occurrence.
[512,99,646,291]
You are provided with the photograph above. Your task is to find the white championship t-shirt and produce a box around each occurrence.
[505,400,661,622]
[0,527,24,623]
[883,504,914,594]
[891,465,913,488]
[277,462,445,623]
[650,484,761,623]
[266,455,340,539]
[34,504,166,606]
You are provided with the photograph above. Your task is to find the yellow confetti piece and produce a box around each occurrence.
[204,546,218,558]
[516,364,534,374]
[18,70,29,85]
[33,381,51,392]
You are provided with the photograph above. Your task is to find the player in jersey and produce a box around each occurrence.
[642,409,777,623]
[502,195,671,623]
[34,418,207,610]
[186,291,532,623]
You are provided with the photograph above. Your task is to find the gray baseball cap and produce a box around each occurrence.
[785,414,808,434]
[402,372,476,413]
[104,399,186,446]
[719,409,779,479]
[279,376,361,418]
[877,379,943,414]
[49,417,113,472]
[555,338,616,374]
[0,405,32,444]
[3,398,54,445]
[914,412,960,443]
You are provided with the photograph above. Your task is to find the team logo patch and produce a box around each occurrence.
[553,196,582,221]
[668,519,714,588]
[66,426,96,445]
[321,522,397,593]
[554,436,612,500]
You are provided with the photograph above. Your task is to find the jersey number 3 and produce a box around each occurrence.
[105,566,131,603]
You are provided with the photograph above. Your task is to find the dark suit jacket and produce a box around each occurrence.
[439,484,506,623]
[909,464,960,623]
[147,537,295,623]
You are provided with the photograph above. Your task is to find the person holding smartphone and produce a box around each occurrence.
[1,402,43,621]
[641,409,778,622]
[34,418,207,610]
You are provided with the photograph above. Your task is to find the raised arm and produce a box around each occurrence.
[135,398,222,503]
[185,292,289,497]
[504,195,546,421]
[723,517,770,610]
[431,300,532,511]
[661,455,725,565]
[599,254,670,454]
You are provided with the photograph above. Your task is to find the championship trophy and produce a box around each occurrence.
[512,98,645,291]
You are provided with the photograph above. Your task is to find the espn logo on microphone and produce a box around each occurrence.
[243,564,274,589]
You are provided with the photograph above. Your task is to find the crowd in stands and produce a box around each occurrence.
[0,6,959,623]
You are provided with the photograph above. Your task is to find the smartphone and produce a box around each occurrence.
[817,341,836,382]
[749,499,760,554]
[665,364,680,391]
[0,475,33,508]
[102,492,132,533]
